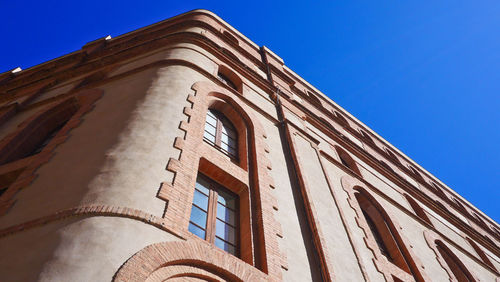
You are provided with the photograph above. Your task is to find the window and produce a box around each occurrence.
[436,240,476,281]
[362,209,393,262]
[217,72,237,91]
[334,145,361,176]
[466,238,497,271]
[355,190,419,278]
[29,121,67,156]
[204,109,238,159]
[188,174,239,256]
[404,194,433,227]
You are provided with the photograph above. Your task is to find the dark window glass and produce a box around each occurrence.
[217,73,237,90]
[188,174,239,256]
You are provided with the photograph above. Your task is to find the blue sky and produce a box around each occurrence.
[1,1,499,222]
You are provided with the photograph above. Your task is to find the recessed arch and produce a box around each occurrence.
[466,237,497,272]
[334,145,361,176]
[435,240,477,282]
[332,110,349,128]
[217,65,242,93]
[404,194,433,227]
[0,97,79,165]
[353,187,425,281]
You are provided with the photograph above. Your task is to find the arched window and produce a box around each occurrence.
[435,240,476,281]
[466,238,497,271]
[355,189,423,280]
[332,111,349,128]
[306,91,323,108]
[0,98,78,165]
[404,194,433,226]
[217,72,237,91]
[334,145,361,176]
[217,65,242,92]
[188,174,239,256]
[204,109,238,159]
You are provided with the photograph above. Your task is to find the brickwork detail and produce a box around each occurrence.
[113,241,268,281]
[0,204,181,239]
[151,80,284,280]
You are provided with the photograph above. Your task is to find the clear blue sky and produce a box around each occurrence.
[1,1,499,222]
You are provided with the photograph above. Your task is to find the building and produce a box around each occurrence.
[0,9,499,282]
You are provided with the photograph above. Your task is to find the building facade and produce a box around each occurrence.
[0,9,499,282]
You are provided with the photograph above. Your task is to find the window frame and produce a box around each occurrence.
[188,174,240,257]
[203,109,239,160]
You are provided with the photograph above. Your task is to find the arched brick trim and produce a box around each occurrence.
[113,241,268,282]
[156,81,284,279]
[0,89,102,215]
[0,204,180,239]
[424,230,479,282]
[341,176,429,282]
[146,265,222,282]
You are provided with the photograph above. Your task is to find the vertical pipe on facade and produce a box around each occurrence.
[259,46,328,282]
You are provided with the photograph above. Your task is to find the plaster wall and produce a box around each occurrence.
[0,217,178,282]
[321,157,386,282]
[258,115,321,281]
[293,134,366,281]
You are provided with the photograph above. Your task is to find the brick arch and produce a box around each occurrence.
[113,241,267,282]
[341,176,429,282]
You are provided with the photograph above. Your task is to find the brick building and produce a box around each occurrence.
[0,9,499,281]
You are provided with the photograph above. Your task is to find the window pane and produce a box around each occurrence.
[216,219,236,244]
[206,114,217,127]
[217,190,236,209]
[204,123,216,136]
[215,237,236,255]
[193,190,209,211]
[189,205,207,228]
[204,131,216,143]
[207,110,216,119]
[189,222,206,239]
[221,124,235,136]
[217,203,236,225]
[227,146,237,157]
[195,176,211,195]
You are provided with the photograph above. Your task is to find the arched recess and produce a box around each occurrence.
[404,194,433,227]
[340,176,429,282]
[0,89,102,214]
[466,237,497,272]
[424,230,478,282]
[113,241,267,282]
[217,65,242,93]
[332,110,349,128]
[158,81,283,279]
[0,97,79,165]
[354,187,426,281]
[334,145,361,176]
